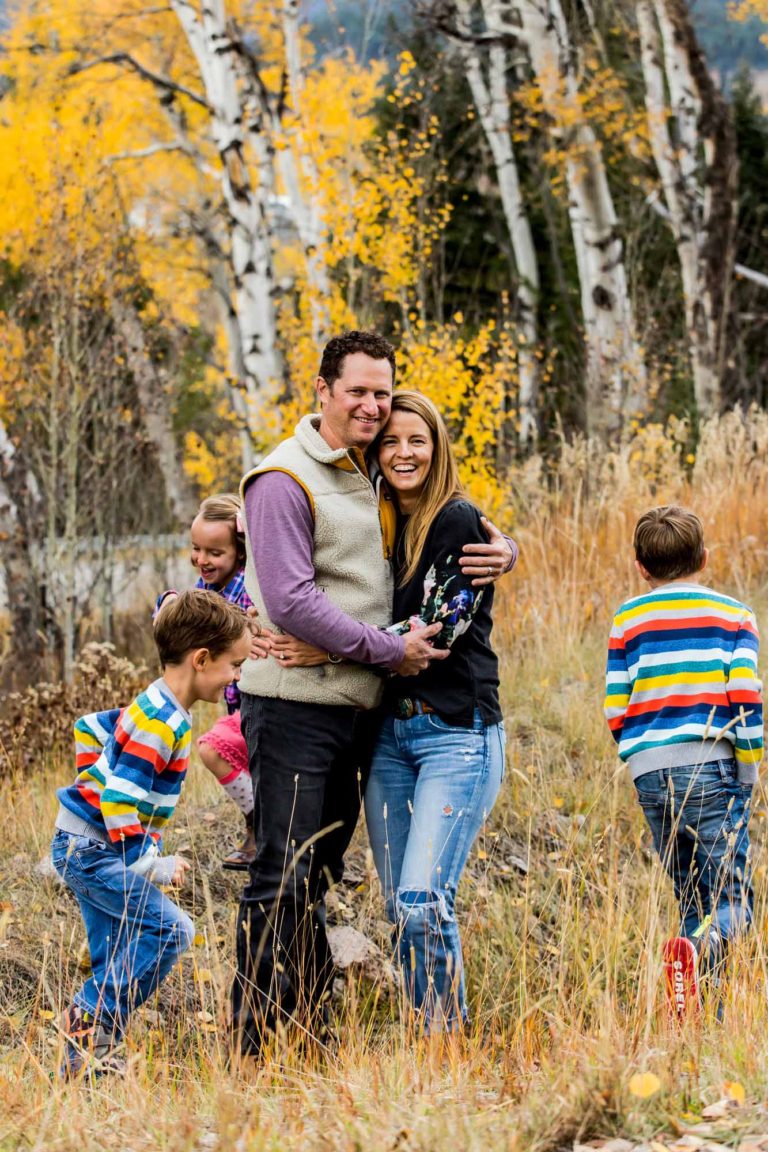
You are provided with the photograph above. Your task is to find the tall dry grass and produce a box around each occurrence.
[4,408,768,1150]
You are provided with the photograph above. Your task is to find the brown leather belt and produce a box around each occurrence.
[394,697,435,720]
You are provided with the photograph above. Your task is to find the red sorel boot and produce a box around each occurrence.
[663,937,701,1021]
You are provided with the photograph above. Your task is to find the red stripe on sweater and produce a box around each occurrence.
[625,693,725,717]
[622,614,739,644]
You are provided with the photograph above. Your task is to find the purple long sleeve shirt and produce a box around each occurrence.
[244,472,405,669]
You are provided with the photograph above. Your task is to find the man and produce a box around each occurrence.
[232,331,515,1054]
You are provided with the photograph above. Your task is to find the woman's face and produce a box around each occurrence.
[378,409,434,511]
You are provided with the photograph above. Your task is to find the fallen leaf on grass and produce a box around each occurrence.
[723,1081,746,1104]
[650,1141,669,1152]
[630,1072,662,1098]
[38,1009,55,1020]
[701,1099,740,1120]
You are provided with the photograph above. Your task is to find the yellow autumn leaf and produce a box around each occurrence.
[196,968,214,984]
[723,1081,746,1104]
[477,849,488,860]
[38,1009,55,1020]
[629,1071,661,1098]
[193,933,206,948]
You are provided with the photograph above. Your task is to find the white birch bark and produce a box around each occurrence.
[0,422,40,677]
[170,0,282,428]
[637,0,734,417]
[454,0,540,449]
[277,0,330,343]
[109,294,198,522]
[512,0,646,441]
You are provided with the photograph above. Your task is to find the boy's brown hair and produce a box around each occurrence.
[633,505,705,581]
[154,589,248,667]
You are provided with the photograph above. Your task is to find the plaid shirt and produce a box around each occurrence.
[154,569,253,712]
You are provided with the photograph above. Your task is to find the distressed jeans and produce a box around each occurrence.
[634,758,753,960]
[51,829,195,1036]
[365,709,505,1033]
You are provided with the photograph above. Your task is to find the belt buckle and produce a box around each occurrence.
[396,697,415,720]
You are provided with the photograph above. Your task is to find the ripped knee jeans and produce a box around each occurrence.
[365,710,505,1032]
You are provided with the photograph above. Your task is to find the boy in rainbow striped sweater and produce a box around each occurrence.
[605,505,762,977]
[51,590,251,1079]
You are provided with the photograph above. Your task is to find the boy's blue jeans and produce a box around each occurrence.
[365,710,505,1033]
[634,757,753,948]
[51,829,195,1036]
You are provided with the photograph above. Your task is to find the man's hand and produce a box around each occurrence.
[246,606,274,659]
[459,516,517,587]
[394,622,450,676]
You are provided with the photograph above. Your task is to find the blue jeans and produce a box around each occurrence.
[51,829,195,1036]
[634,758,753,948]
[365,710,505,1033]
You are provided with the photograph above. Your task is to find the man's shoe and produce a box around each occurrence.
[57,1005,125,1080]
[662,937,701,1022]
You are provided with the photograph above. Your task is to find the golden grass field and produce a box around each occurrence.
[3,410,768,1150]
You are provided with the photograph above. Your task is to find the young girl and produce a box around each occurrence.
[155,494,261,870]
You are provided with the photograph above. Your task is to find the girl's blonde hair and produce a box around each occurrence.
[195,493,245,564]
[383,390,465,586]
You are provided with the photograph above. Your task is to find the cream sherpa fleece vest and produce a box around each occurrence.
[238,414,394,708]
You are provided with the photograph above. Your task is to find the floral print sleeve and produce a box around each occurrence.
[388,555,484,650]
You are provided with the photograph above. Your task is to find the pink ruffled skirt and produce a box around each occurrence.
[198,711,249,775]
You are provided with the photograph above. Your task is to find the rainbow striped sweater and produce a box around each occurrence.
[56,679,192,866]
[604,583,763,782]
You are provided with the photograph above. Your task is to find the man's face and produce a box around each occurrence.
[316,352,393,451]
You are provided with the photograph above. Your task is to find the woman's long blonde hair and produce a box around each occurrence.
[383,390,465,586]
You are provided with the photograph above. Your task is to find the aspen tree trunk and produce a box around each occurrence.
[513,0,646,442]
[637,0,736,417]
[454,0,541,450]
[61,314,81,685]
[277,0,330,343]
[170,0,282,425]
[109,295,197,524]
[208,253,261,472]
[0,423,41,684]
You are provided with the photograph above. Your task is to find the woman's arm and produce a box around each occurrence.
[390,503,491,650]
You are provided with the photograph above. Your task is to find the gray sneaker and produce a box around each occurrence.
[58,1005,125,1081]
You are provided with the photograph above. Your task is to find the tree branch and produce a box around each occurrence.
[107,141,188,162]
[67,53,210,111]
[647,192,768,290]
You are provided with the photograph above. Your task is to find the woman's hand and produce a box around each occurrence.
[459,517,518,586]
[271,632,330,668]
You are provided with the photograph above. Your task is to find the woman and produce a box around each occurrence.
[270,390,516,1032]
[364,389,512,1034]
